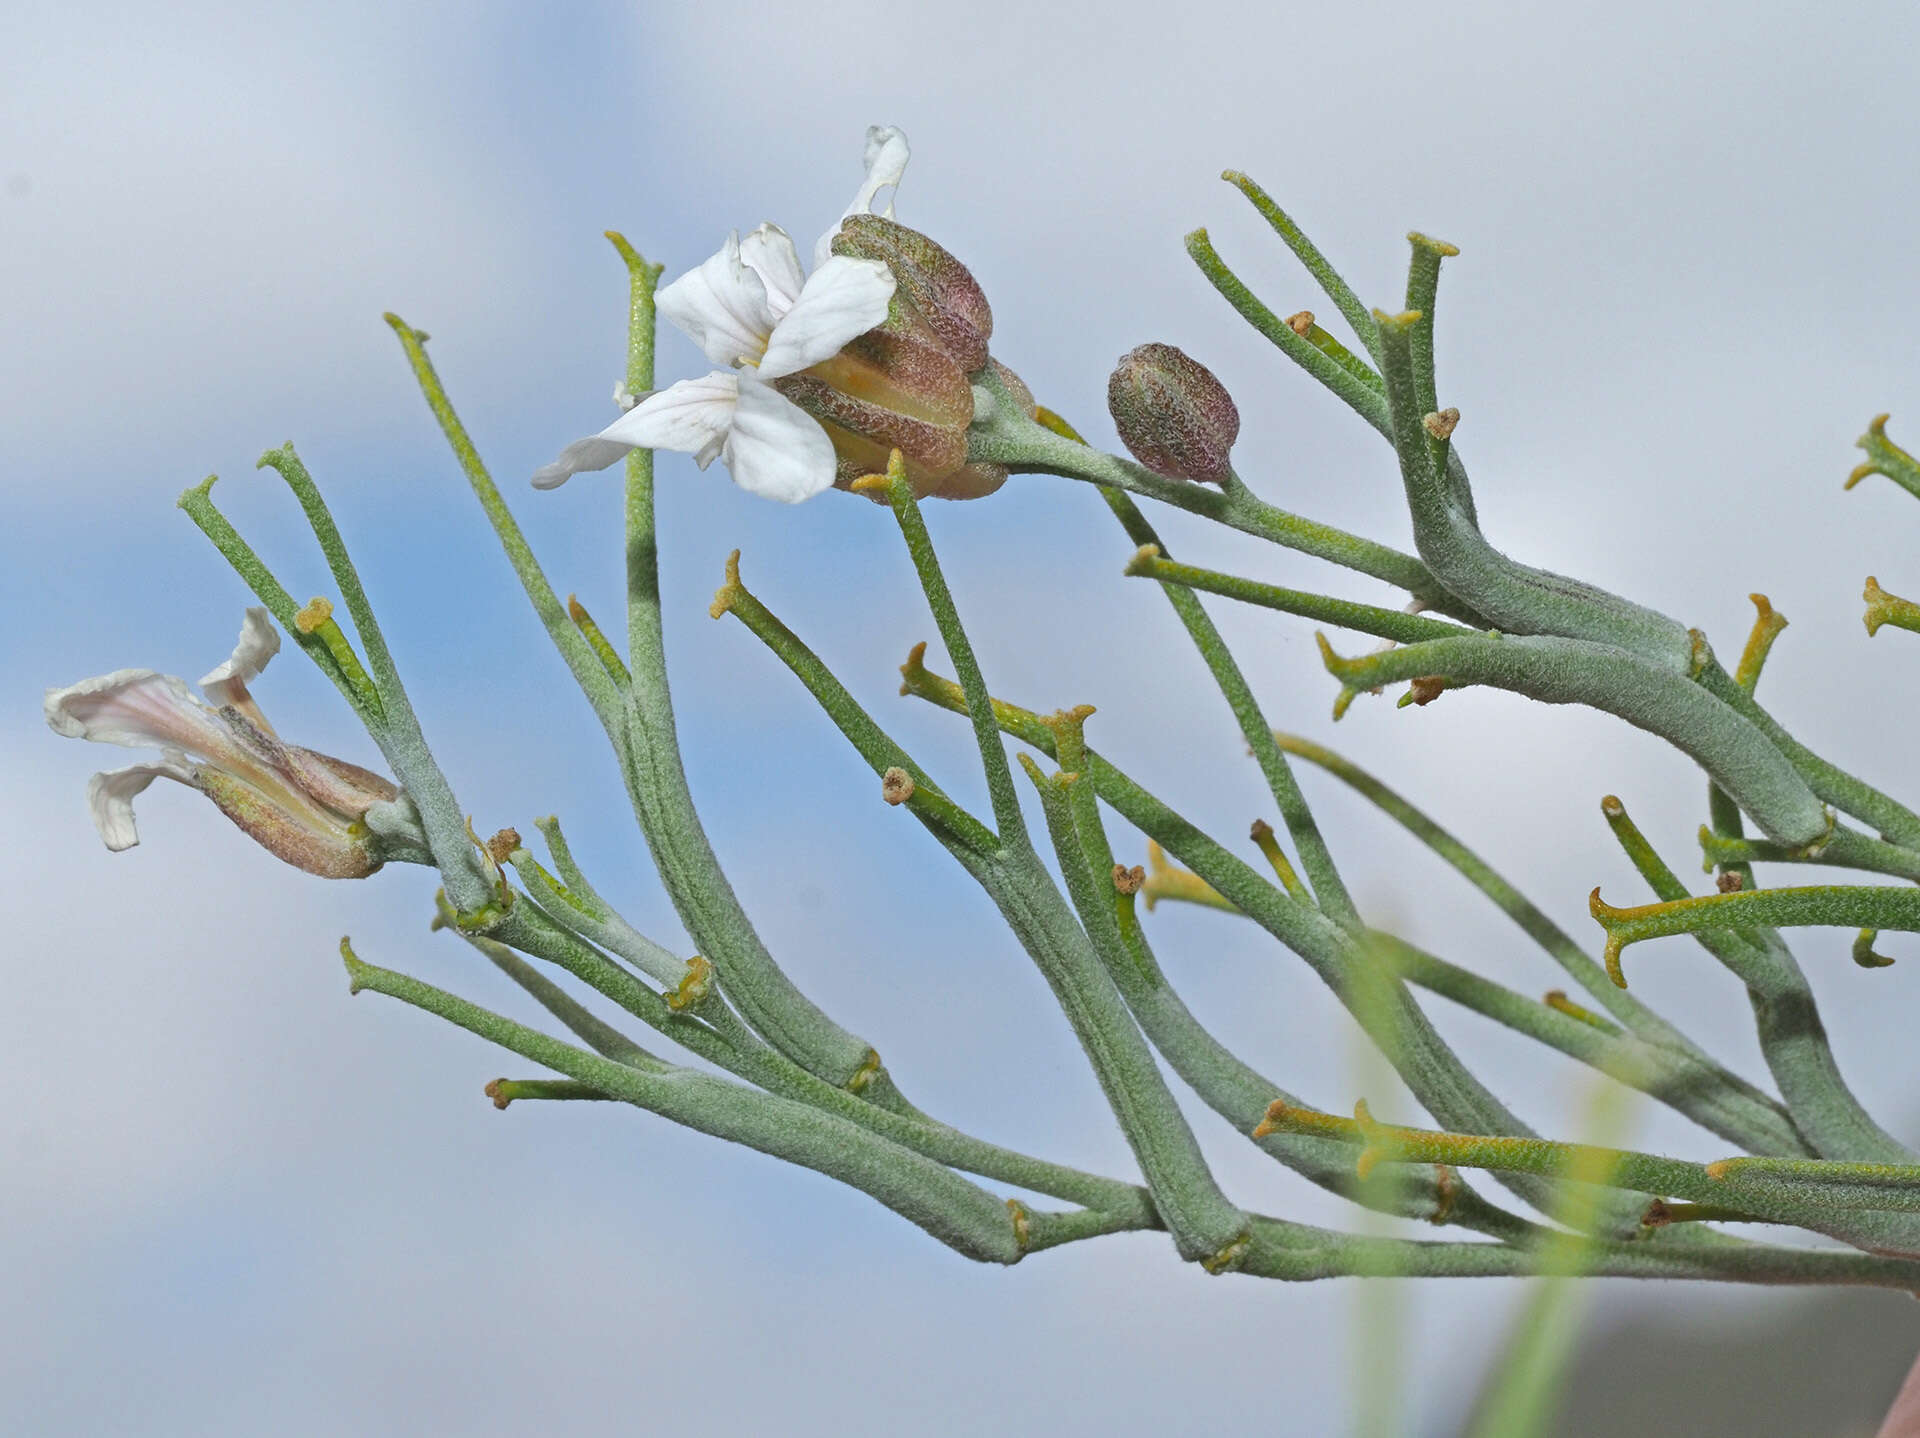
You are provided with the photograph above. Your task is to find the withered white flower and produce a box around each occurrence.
[44,608,404,878]
[532,126,911,503]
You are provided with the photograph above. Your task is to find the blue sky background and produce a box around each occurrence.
[8,1,1920,1432]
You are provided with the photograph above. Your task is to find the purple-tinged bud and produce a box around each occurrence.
[1106,343,1240,486]
[833,214,992,373]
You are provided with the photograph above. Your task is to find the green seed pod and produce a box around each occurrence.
[1106,343,1240,485]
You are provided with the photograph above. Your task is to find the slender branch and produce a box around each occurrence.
[177,476,378,728]
[710,549,1000,856]
[341,941,1026,1264]
[1220,170,1383,363]
[1599,798,1914,1171]
[1699,822,1920,884]
[1593,884,1920,974]
[1185,227,1390,432]
[858,454,1027,846]
[1697,658,1920,849]
[1270,729,1719,1061]
[1124,544,1472,646]
[1317,629,1830,847]
[967,367,1466,613]
[1373,309,1696,673]
[384,315,625,730]
[898,648,1639,1227]
[1255,1101,1920,1245]
[1102,489,1356,923]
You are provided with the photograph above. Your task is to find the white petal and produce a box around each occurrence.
[814,125,911,267]
[607,373,740,458]
[532,374,741,489]
[756,256,895,380]
[532,436,636,490]
[723,379,837,504]
[199,607,281,709]
[858,125,911,219]
[657,233,777,368]
[86,753,198,852]
[739,224,805,319]
[46,669,235,754]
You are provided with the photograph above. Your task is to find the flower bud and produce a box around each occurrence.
[832,214,992,373]
[1106,343,1240,486]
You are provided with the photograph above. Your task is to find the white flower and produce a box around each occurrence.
[45,608,403,878]
[533,126,912,503]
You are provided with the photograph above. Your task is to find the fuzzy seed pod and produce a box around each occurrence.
[1106,343,1240,486]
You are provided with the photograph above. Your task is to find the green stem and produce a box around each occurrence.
[1184,227,1390,432]
[1697,658,1920,849]
[472,934,670,1071]
[1373,310,1696,673]
[1270,729,1717,1061]
[1220,170,1383,363]
[1256,1102,1920,1243]
[1699,823,1920,884]
[1239,1220,1920,1287]
[1401,232,1456,462]
[1317,629,1830,847]
[383,315,625,732]
[607,231,666,673]
[898,651,1629,1227]
[1704,596,1784,895]
[1034,718,1540,1239]
[715,539,1249,1262]
[341,941,1026,1264]
[1376,935,1805,1155]
[1594,884,1920,970]
[867,455,1027,846]
[1102,489,1356,924]
[966,366,1469,617]
[176,476,378,729]
[595,258,890,1097]
[247,442,492,910]
[1123,545,1472,645]
[1598,798,1913,1171]
[1016,750,1255,1266]
[710,551,1000,856]
[485,1078,619,1106]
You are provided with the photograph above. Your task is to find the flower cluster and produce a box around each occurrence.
[534,126,1030,503]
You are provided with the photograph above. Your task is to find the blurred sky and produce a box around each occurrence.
[8,1,1920,1433]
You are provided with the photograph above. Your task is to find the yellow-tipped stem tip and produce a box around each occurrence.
[1407,231,1461,257]
[709,549,745,620]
